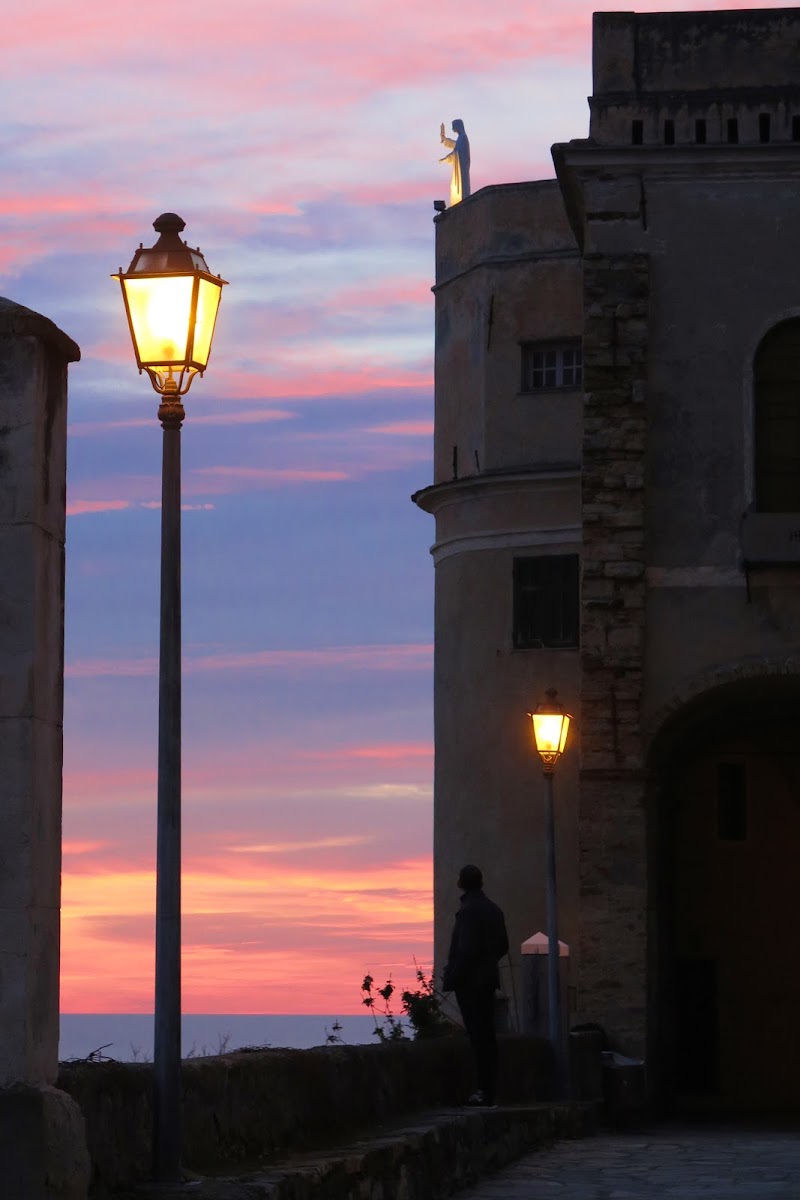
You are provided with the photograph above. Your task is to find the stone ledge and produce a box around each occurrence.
[115,1104,597,1200]
[59,1036,555,1196]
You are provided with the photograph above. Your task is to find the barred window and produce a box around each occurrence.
[520,342,582,392]
[513,555,579,649]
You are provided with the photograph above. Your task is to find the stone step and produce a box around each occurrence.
[119,1103,597,1200]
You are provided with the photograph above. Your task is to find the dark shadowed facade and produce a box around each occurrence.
[414,7,800,1111]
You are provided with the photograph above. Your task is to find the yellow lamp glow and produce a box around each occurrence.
[113,213,227,397]
[530,689,572,770]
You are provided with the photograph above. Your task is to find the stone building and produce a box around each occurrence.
[414,6,800,1110]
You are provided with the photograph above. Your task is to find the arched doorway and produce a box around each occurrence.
[650,678,800,1113]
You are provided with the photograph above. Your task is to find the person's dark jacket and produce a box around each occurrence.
[442,888,509,993]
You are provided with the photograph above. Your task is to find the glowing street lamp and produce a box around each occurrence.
[114,211,225,401]
[113,213,226,1185]
[531,689,571,771]
[529,688,572,1097]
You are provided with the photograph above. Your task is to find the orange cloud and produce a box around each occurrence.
[60,851,433,1013]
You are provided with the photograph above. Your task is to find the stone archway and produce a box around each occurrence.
[648,673,800,1113]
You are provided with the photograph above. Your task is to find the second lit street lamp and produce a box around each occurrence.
[529,688,572,1098]
[114,213,227,1184]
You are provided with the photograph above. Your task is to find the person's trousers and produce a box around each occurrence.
[455,985,497,1101]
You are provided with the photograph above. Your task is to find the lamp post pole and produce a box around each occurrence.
[153,389,184,1183]
[113,214,227,1185]
[542,765,565,1098]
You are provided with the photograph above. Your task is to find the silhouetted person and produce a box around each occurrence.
[442,864,509,1106]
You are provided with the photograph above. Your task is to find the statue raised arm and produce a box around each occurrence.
[439,119,470,207]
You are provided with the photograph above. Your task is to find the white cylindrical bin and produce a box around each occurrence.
[520,932,570,1039]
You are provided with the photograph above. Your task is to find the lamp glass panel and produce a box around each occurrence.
[123,275,194,366]
[192,277,223,369]
[532,712,568,756]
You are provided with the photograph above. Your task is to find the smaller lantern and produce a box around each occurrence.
[530,688,572,770]
[113,212,227,398]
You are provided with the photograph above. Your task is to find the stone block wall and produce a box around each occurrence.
[578,255,650,1057]
[58,1036,554,1195]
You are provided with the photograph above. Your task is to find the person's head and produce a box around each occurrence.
[457,863,483,892]
[452,119,466,136]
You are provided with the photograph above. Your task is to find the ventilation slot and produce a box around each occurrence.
[664,119,675,145]
[759,113,771,143]
[695,118,707,144]
[631,119,643,145]
[727,118,739,144]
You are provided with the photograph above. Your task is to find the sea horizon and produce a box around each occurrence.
[59,1013,389,1063]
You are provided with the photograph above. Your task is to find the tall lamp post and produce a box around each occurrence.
[529,688,572,1098]
[113,214,227,1183]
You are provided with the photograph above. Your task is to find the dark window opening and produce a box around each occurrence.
[717,763,747,841]
[520,342,582,392]
[631,119,643,145]
[793,116,800,142]
[759,113,771,143]
[513,555,579,650]
[727,117,739,144]
[754,319,800,511]
[695,118,707,144]
[664,119,675,145]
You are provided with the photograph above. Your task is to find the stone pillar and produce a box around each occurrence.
[578,256,649,1057]
[0,299,89,1198]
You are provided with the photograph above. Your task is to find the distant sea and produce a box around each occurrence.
[59,1014,385,1063]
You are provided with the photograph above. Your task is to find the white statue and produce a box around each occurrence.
[439,119,471,207]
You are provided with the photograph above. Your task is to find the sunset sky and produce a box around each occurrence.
[3,0,783,1014]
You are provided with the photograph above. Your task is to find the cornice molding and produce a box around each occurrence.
[412,467,581,515]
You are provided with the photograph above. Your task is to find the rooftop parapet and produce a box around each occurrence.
[591,8,800,146]
[434,180,578,291]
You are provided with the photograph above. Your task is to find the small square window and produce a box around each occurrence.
[521,342,582,392]
[513,555,579,649]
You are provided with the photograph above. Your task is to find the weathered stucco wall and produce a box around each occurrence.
[433,182,581,482]
[420,183,584,1021]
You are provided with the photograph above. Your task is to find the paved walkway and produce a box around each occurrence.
[456,1125,800,1199]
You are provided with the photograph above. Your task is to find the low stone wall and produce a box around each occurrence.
[58,1035,553,1196]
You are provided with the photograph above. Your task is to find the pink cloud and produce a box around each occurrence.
[327,275,433,313]
[66,642,432,680]
[190,465,351,491]
[366,420,433,436]
[63,840,109,856]
[66,499,131,517]
[321,742,433,763]
[214,364,432,404]
[70,406,295,438]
